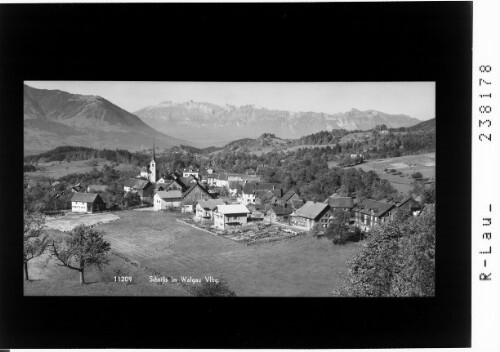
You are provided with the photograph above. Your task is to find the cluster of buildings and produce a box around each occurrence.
[70,144,423,233]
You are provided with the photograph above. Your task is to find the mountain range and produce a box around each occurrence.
[134,101,422,146]
[24,84,424,153]
[24,85,186,155]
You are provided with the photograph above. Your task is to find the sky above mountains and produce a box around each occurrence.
[26,81,435,121]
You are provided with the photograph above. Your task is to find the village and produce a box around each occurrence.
[68,143,425,245]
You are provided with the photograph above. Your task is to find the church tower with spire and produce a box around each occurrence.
[149,139,157,183]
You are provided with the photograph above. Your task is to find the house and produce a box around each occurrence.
[290,201,333,230]
[240,182,282,205]
[154,190,182,210]
[87,184,109,193]
[180,175,199,187]
[71,193,106,213]
[392,196,422,216]
[228,180,243,197]
[183,167,199,178]
[353,199,395,231]
[196,199,226,220]
[206,173,218,187]
[279,190,301,207]
[266,204,293,222]
[164,178,187,192]
[324,196,353,211]
[255,190,280,205]
[289,199,305,210]
[180,181,213,213]
[68,183,84,193]
[123,178,154,202]
[214,173,229,188]
[213,204,250,230]
[155,182,169,192]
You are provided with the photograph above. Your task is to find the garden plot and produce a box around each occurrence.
[180,218,304,245]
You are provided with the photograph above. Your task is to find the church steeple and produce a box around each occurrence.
[149,138,157,183]
[152,138,156,161]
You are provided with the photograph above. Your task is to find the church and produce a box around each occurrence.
[139,141,158,183]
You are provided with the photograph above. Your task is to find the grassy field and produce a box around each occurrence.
[27,210,362,296]
[24,234,189,296]
[25,158,140,179]
[94,210,361,296]
[356,153,435,193]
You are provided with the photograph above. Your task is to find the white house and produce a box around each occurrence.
[154,190,182,210]
[214,173,229,188]
[213,204,250,230]
[183,167,199,178]
[71,193,105,213]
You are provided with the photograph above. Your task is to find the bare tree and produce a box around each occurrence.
[50,224,111,284]
[24,211,49,281]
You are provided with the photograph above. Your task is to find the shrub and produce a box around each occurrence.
[187,280,237,297]
[333,206,435,297]
[411,171,423,179]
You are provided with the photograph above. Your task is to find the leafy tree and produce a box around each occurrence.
[122,192,141,208]
[188,280,237,297]
[323,209,351,245]
[50,224,111,284]
[334,206,435,297]
[24,211,49,281]
[411,181,436,204]
[218,186,230,197]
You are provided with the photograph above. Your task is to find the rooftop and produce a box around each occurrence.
[197,199,226,210]
[355,199,395,217]
[293,201,329,220]
[216,204,250,215]
[71,193,101,203]
[156,190,182,199]
[325,197,353,209]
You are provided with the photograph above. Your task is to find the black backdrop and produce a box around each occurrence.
[0,2,471,348]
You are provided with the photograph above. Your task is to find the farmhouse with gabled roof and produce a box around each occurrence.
[213,204,250,230]
[71,193,105,213]
[196,198,226,220]
[154,190,183,210]
[353,199,395,231]
[180,181,213,213]
[290,201,333,230]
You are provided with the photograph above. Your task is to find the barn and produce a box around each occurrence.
[181,181,213,213]
[123,178,154,203]
[71,193,106,213]
[154,190,182,210]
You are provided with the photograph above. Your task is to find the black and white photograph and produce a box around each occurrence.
[23,81,436,297]
[1,1,478,349]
